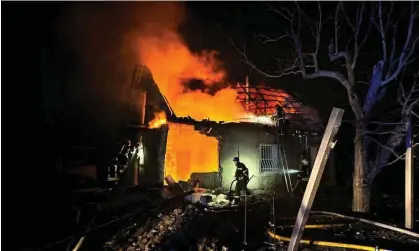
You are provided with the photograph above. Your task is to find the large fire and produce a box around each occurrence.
[164,122,218,182]
[134,3,302,183]
[148,111,167,129]
[135,4,246,123]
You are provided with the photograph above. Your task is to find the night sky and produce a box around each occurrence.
[34,2,350,120]
[2,2,415,249]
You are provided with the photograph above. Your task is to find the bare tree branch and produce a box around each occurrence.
[256,34,288,44]
[398,70,419,113]
[380,2,418,87]
[377,1,388,63]
[364,131,405,136]
[232,2,418,184]
[230,38,311,78]
[368,72,419,179]
[387,23,398,77]
[379,152,406,168]
[366,136,402,159]
[378,142,419,168]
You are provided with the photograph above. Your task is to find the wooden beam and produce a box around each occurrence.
[287,107,344,251]
[405,120,414,229]
[141,91,147,125]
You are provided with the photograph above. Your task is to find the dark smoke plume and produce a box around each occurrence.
[48,2,185,143]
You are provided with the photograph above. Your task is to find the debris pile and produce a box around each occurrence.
[207,194,230,208]
[124,205,198,250]
[196,237,228,251]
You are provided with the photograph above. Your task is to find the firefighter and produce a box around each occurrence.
[275,104,285,120]
[298,152,310,181]
[275,104,286,134]
[118,140,133,166]
[233,157,251,202]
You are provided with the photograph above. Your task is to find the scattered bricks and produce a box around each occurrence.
[153,235,163,244]
[174,208,182,216]
[132,227,145,238]
[164,217,175,226]
[108,204,204,251]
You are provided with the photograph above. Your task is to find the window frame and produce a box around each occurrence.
[259,143,280,174]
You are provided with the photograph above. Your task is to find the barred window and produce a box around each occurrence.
[259,144,279,173]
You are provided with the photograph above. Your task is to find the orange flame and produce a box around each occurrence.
[164,122,218,182]
[135,9,245,122]
[148,111,167,129]
[133,4,294,183]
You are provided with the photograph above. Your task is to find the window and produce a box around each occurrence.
[259,144,279,173]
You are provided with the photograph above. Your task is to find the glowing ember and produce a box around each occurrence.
[148,111,167,129]
[236,83,300,116]
[164,122,218,182]
[241,114,275,125]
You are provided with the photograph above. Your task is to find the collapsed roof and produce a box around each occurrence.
[132,64,323,131]
[235,81,323,131]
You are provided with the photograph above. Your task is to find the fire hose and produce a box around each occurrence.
[274,211,419,239]
[311,211,419,238]
[267,231,393,251]
[229,175,255,201]
[268,211,419,251]
[229,179,237,199]
[278,223,347,229]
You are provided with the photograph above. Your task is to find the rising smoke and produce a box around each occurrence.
[55,2,245,137]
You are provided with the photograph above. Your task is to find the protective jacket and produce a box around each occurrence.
[235,162,249,182]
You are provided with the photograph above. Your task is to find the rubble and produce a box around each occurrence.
[196,237,228,251]
[207,194,230,208]
[105,204,200,250]
[101,190,419,251]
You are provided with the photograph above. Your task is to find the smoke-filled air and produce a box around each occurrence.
[132,3,246,122]
[57,2,247,126]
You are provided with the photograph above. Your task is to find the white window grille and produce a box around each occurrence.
[259,144,279,173]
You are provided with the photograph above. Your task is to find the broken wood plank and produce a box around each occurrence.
[405,120,414,229]
[287,107,344,251]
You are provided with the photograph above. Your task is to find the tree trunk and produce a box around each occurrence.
[353,182,371,212]
[352,127,371,212]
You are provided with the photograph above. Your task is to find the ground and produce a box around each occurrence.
[97,187,419,251]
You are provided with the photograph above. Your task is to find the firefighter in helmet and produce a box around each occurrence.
[233,157,251,202]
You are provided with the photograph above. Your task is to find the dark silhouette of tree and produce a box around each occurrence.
[232,1,419,212]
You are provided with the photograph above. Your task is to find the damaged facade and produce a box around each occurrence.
[116,65,337,193]
[168,118,336,192]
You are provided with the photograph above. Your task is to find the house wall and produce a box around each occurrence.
[139,127,167,187]
[218,125,336,192]
[219,126,298,191]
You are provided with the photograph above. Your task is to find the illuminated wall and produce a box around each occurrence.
[164,122,219,182]
[218,125,336,191]
[162,122,336,191]
[218,125,304,191]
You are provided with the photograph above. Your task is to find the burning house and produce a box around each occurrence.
[116,64,336,194]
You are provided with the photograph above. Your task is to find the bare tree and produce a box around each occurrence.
[232,1,419,212]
